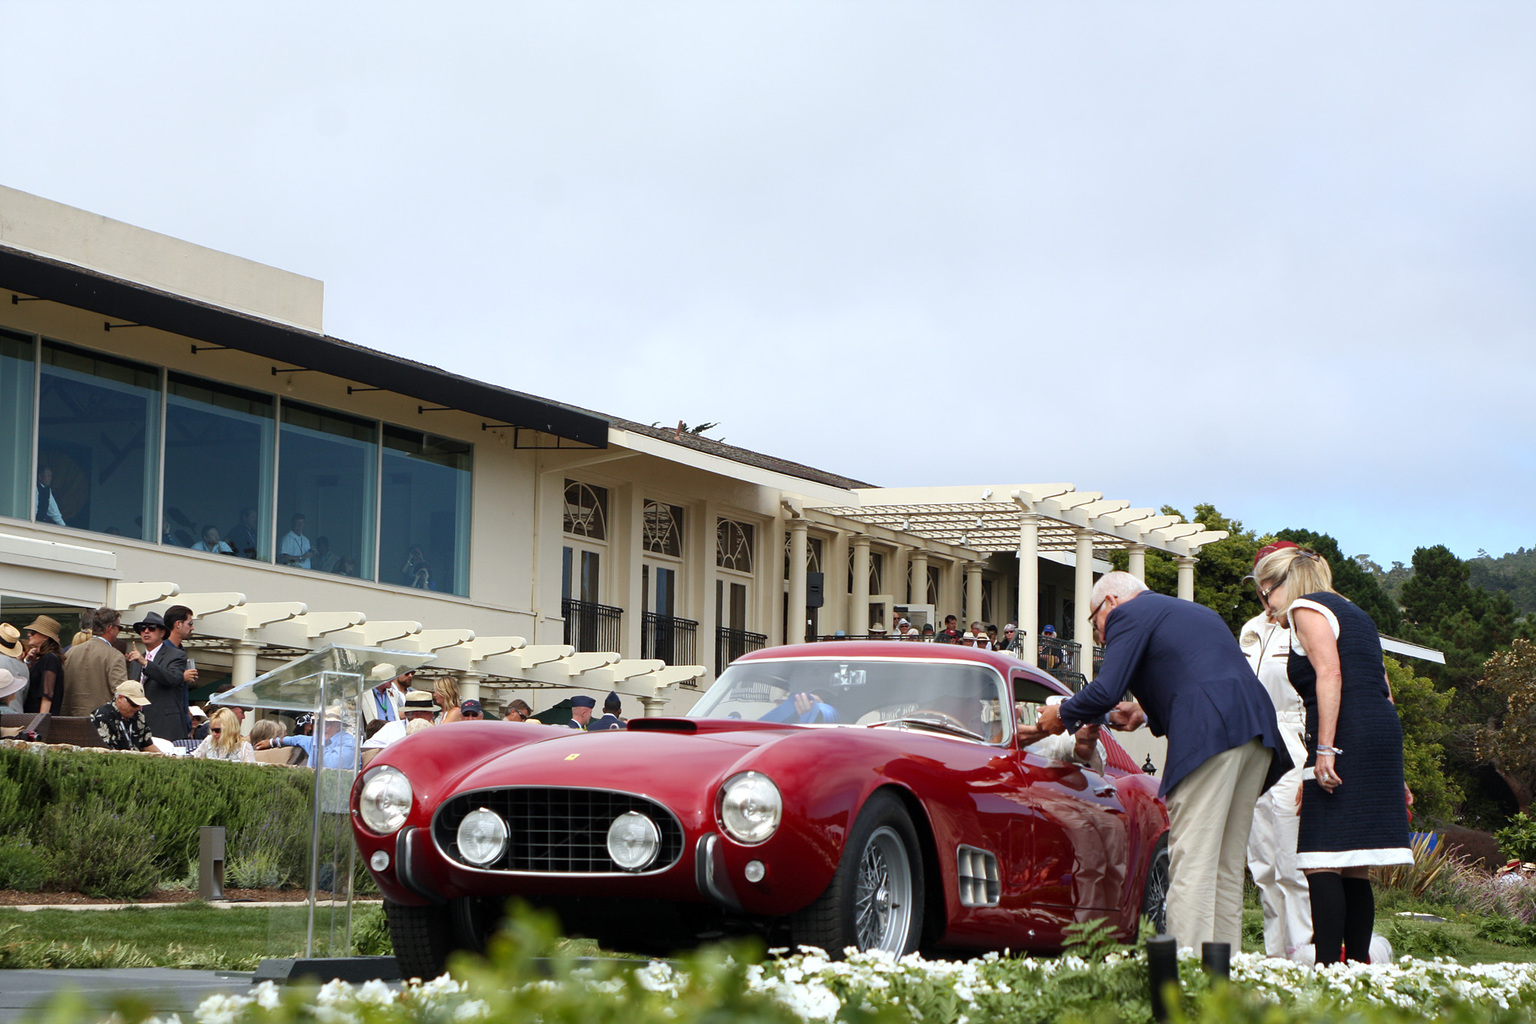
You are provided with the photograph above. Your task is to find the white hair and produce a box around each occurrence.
[1090,571,1148,607]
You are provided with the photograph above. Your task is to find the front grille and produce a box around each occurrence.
[433,787,685,874]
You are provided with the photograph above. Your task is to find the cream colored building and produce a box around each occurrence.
[0,186,1227,727]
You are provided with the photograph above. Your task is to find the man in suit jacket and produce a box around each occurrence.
[60,607,128,716]
[1038,572,1290,954]
[127,607,195,741]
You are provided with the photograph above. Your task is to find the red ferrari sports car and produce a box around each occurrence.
[353,642,1169,975]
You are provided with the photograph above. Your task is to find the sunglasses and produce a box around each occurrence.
[211,728,222,734]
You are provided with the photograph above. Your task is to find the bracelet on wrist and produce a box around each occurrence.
[1316,744,1343,756]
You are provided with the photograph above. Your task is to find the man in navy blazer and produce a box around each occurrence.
[1038,571,1291,954]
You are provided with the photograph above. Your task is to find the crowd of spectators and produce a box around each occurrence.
[0,612,629,765]
[837,614,1081,674]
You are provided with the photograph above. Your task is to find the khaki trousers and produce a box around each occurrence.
[1164,738,1272,952]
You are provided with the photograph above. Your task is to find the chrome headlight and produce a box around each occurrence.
[718,771,782,845]
[607,811,661,871]
[357,765,413,835]
[457,807,508,866]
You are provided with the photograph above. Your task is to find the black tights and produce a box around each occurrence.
[1308,872,1375,964]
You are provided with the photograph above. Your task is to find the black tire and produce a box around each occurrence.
[385,899,456,979]
[1140,832,1170,935]
[792,791,924,958]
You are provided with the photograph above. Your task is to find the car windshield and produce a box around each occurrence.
[688,657,1011,743]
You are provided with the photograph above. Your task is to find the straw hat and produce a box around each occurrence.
[0,623,24,659]
[0,669,25,700]
[24,615,61,644]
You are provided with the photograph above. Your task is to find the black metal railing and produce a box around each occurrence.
[716,626,768,675]
[562,598,623,654]
[642,612,698,667]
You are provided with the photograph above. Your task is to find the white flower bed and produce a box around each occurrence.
[144,946,1536,1024]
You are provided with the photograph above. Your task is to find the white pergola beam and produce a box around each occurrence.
[118,582,180,608]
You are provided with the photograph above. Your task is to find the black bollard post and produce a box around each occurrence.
[1201,941,1230,978]
[199,825,226,901]
[1146,934,1179,1022]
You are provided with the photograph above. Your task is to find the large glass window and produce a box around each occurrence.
[380,427,471,595]
[38,342,160,540]
[277,402,377,579]
[163,374,275,557]
[0,329,35,521]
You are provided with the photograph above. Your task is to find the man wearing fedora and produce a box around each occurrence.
[360,690,437,750]
[127,607,194,741]
[362,664,415,727]
[61,607,128,717]
[0,624,29,711]
[90,680,158,752]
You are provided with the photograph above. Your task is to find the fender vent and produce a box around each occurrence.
[957,845,1001,907]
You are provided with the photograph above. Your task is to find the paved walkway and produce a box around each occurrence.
[0,968,256,1023]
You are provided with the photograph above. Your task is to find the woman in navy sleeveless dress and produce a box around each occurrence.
[1253,547,1410,965]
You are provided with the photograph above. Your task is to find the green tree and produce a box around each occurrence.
[1472,639,1536,817]
[1400,544,1471,629]
[1386,657,1462,826]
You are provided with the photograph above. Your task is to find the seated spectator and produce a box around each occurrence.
[249,717,287,747]
[986,624,999,650]
[90,681,158,752]
[254,710,355,768]
[192,526,233,554]
[1039,624,1062,669]
[190,708,256,762]
[188,704,210,741]
[936,615,964,644]
[0,668,25,714]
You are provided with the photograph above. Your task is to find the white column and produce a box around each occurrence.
[909,552,929,606]
[1127,543,1146,582]
[851,535,872,632]
[639,695,668,718]
[1177,555,1197,601]
[1074,528,1096,682]
[230,639,261,688]
[889,543,909,619]
[456,671,483,702]
[788,520,809,645]
[965,562,983,629]
[1016,515,1039,667]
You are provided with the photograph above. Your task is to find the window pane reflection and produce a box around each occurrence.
[0,329,35,522]
[277,402,377,579]
[164,374,274,557]
[38,342,160,540]
[381,427,471,596]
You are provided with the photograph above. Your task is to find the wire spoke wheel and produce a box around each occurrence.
[854,825,914,953]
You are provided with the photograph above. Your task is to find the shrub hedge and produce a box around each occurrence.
[0,743,325,897]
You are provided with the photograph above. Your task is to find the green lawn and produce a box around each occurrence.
[0,902,368,970]
[3,897,1533,971]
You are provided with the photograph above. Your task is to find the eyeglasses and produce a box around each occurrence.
[211,728,222,734]
[1258,580,1282,605]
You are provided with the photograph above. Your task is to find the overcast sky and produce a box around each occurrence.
[8,3,1533,568]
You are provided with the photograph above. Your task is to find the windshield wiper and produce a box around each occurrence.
[868,714,985,741]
